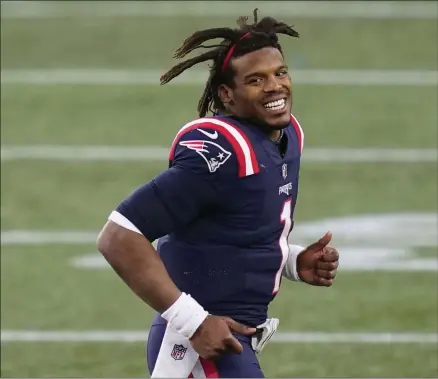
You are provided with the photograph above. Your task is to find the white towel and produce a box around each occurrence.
[151,323,199,378]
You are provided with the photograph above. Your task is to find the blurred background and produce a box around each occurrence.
[1,1,437,377]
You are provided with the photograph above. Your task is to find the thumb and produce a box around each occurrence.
[305,231,332,254]
[223,317,256,335]
[317,231,332,247]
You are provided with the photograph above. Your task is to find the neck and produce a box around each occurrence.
[269,129,281,142]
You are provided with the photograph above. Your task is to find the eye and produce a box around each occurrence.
[277,70,288,77]
[248,77,263,85]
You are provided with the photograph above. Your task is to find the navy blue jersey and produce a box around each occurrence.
[115,114,304,326]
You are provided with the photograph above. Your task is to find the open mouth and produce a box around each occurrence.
[263,98,287,112]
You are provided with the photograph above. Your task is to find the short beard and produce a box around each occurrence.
[245,116,290,133]
[268,121,290,130]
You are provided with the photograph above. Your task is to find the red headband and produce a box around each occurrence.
[221,32,251,72]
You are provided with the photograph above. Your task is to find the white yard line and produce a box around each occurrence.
[0,230,98,246]
[1,146,170,162]
[2,146,437,163]
[1,1,436,20]
[0,230,157,246]
[1,330,437,343]
[2,220,437,272]
[2,69,437,86]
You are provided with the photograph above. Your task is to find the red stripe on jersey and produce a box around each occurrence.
[169,118,259,177]
[200,358,220,378]
[290,113,304,153]
[179,141,205,151]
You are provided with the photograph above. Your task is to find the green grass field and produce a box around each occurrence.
[1,1,437,377]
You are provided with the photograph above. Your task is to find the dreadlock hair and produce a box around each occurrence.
[160,8,299,118]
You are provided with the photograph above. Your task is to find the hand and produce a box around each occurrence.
[189,315,256,360]
[296,231,339,287]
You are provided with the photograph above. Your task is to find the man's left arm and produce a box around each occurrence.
[282,232,339,286]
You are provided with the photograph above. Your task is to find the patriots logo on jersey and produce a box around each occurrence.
[179,140,232,173]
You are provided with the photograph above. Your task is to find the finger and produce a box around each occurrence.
[224,318,257,335]
[317,231,332,247]
[305,232,333,253]
[317,277,333,287]
[223,334,243,354]
[316,269,337,280]
[202,351,221,361]
[316,261,338,270]
[320,249,339,262]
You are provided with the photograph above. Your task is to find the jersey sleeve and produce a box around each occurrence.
[111,127,241,241]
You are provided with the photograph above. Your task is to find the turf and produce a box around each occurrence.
[1,5,437,378]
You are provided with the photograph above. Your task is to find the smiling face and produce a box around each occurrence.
[218,46,292,130]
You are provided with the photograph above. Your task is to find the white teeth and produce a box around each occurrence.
[264,98,285,110]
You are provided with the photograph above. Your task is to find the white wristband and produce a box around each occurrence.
[282,244,304,282]
[161,293,208,339]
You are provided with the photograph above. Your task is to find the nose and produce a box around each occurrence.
[263,75,282,92]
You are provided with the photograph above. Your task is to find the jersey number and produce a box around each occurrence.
[273,199,293,294]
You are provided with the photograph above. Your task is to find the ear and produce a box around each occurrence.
[218,84,234,106]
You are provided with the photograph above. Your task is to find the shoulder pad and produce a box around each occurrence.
[168,117,259,178]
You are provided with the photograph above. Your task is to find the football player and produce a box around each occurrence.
[97,9,340,378]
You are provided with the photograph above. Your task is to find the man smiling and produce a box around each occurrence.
[97,9,340,378]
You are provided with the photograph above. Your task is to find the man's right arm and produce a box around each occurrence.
[97,219,183,314]
[96,163,216,340]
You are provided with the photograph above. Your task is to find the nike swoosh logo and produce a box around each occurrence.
[197,128,218,139]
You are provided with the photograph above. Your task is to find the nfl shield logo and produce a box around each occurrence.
[282,163,288,179]
[170,344,187,361]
